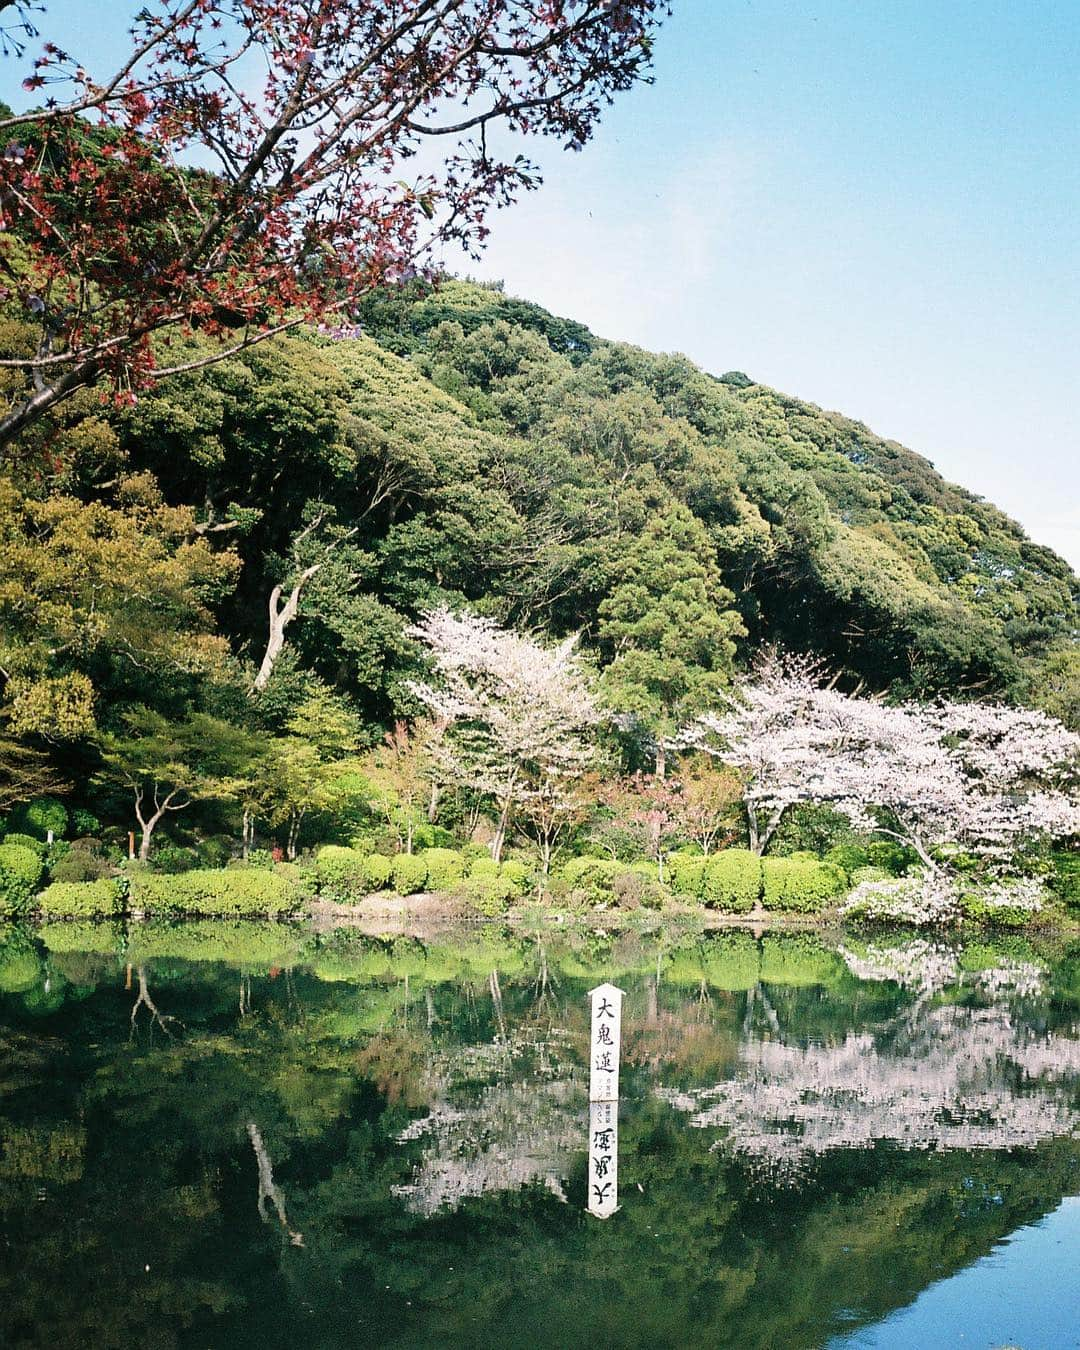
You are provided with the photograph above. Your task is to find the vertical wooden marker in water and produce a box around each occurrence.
[588,982,624,1101]
[587,983,624,1219]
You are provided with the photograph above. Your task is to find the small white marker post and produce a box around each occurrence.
[587,982,624,1219]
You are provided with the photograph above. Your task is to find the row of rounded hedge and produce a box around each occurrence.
[314,846,532,906]
[667,849,846,913]
[312,844,847,915]
[26,868,299,919]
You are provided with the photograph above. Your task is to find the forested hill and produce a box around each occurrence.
[2,277,1078,786]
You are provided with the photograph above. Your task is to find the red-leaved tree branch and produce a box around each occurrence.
[0,0,667,447]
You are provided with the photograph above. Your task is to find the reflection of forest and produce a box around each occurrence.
[0,924,1079,1348]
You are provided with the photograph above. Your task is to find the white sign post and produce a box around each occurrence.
[586,983,624,1219]
[587,1099,619,1218]
[587,982,624,1102]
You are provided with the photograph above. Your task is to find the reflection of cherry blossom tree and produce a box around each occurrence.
[660,1001,1080,1183]
[392,1025,582,1216]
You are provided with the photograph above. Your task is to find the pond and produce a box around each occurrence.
[1,921,1079,1349]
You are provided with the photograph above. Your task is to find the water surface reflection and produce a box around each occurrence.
[1,922,1078,1348]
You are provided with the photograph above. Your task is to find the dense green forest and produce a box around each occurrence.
[1,276,1077,859]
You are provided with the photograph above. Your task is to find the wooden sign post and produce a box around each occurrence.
[586,983,624,1219]
[587,982,624,1102]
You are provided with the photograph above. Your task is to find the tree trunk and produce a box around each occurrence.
[286,812,301,860]
[490,794,513,862]
[251,565,321,693]
[746,802,762,855]
[654,739,667,779]
[427,779,440,823]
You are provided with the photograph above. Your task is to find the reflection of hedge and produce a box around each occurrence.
[699,933,760,990]
[762,854,844,913]
[701,850,762,912]
[38,879,123,918]
[130,868,295,916]
[39,921,124,955]
[0,933,42,993]
[758,935,846,986]
[125,919,308,967]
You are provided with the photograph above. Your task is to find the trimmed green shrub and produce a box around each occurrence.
[866,840,915,875]
[362,853,393,891]
[849,865,891,887]
[468,856,500,879]
[460,873,516,917]
[411,823,457,850]
[960,879,1048,930]
[49,846,113,884]
[419,848,466,892]
[668,851,707,898]
[701,850,762,912]
[315,845,369,901]
[824,843,870,878]
[129,867,295,916]
[1049,851,1080,908]
[390,853,428,895]
[243,849,276,871]
[612,869,666,910]
[9,796,68,841]
[499,859,531,895]
[762,853,844,913]
[554,856,623,905]
[70,809,101,836]
[151,842,198,874]
[2,832,47,858]
[38,879,123,919]
[196,834,233,868]
[0,843,45,916]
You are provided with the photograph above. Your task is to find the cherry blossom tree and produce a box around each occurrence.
[820,696,1079,870]
[0,0,666,447]
[406,606,600,861]
[684,651,850,855]
[688,650,1079,869]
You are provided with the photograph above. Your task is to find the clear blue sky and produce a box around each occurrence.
[4,1,1079,567]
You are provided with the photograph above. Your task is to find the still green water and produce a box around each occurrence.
[1,920,1079,1349]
